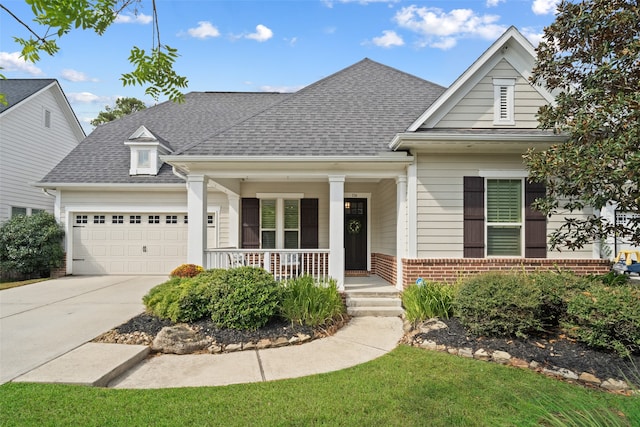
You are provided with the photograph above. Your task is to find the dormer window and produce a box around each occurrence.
[124,125,172,176]
[493,78,515,125]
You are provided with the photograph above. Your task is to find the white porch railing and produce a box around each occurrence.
[205,249,331,282]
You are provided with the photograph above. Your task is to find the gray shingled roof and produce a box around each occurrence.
[0,79,56,114]
[180,59,446,156]
[40,92,289,184]
[40,59,445,184]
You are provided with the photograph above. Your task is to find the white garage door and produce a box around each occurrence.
[72,212,217,275]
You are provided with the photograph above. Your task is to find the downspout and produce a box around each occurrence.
[171,166,187,181]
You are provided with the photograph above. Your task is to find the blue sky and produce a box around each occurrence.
[1,0,560,133]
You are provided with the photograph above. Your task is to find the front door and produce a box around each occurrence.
[344,198,367,270]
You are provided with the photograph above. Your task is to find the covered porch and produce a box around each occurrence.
[163,155,414,290]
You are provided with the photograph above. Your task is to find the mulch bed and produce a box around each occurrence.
[414,317,640,388]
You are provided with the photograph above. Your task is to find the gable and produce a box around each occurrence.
[430,58,548,129]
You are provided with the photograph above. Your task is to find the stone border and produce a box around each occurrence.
[401,319,635,395]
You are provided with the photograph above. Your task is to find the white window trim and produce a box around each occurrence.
[43,108,51,128]
[257,195,302,249]
[485,177,525,258]
[493,78,516,126]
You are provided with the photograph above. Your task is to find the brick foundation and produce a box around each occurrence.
[371,253,396,285]
[50,253,67,279]
[401,258,612,289]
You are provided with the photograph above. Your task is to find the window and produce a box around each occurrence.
[184,215,188,224]
[76,215,88,224]
[112,215,124,224]
[11,207,27,217]
[486,179,522,256]
[31,209,44,215]
[493,78,515,125]
[148,215,160,224]
[260,199,299,249]
[44,109,51,128]
[207,215,215,225]
[93,215,105,224]
[129,215,141,224]
[166,215,177,224]
[138,150,151,168]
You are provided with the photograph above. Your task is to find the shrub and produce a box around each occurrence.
[169,264,204,278]
[209,266,281,330]
[402,280,455,323]
[280,275,345,326]
[0,212,65,279]
[455,272,546,338]
[564,284,640,357]
[143,270,226,322]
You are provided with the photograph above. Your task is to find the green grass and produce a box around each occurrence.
[0,278,48,290]
[1,346,637,426]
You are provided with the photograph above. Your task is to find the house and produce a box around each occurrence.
[36,27,611,288]
[0,79,85,223]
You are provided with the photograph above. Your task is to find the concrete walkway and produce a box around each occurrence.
[0,276,162,384]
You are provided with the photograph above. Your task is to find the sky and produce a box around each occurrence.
[0,0,561,134]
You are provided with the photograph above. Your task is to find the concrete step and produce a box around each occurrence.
[344,290,401,299]
[347,306,404,317]
[346,296,402,308]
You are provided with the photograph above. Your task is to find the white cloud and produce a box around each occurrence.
[532,0,559,15]
[61,69,98,82]
[115,13,152,24]
[187,21,220,39]
[0,52,43,75]
[260,85,304,93]
[372,30,404,48]
[393,6,506,49]
[246,25,273,42]
[522,27,544,46]
[66,92,110,103]
[486,0,505,6]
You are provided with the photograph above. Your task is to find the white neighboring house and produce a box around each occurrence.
[0,79,85,223]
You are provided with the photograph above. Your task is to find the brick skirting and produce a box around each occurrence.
[371,253,396,285]
[401,258,612,288]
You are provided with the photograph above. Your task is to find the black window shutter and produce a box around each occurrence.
[525,181,547,258]
[241,198,260,249]
[300,198,319,249]
[464,176,485,258]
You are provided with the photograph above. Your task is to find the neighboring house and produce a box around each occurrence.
[0,79,85,223]
[37,27,611,288]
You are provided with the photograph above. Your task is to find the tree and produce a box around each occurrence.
[90,96,147,126]
[525,0,640,250]
[0,0,187,103]
[0,212,65,279]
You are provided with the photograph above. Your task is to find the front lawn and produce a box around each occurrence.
[1,346,637,426]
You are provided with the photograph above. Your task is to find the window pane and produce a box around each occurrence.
[262,231,276,249]
[11,207,27,217]
[487,179,521,223]
[261,200,276,228]
[284,231,299,249]
[284,200,299,229]
[488,226,521,256]
[138,150,150,168]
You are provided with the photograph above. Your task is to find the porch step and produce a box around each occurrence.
[344,279,403,317]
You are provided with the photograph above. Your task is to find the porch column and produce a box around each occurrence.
[187,174,207,267]
[329,175,345,290]
[228,194,240,248]
[396,175,407,290]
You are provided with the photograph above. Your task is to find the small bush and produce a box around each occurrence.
[564,284,640,357]
[280,275,345,326]
[0,212,65,278]
[402,280,455,323]
[169,264,204,278]
[143,277,185,321]
[455,272,545,338]
[209,266,281,330]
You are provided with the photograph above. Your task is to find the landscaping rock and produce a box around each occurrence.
[474,349,490,361]
[601,378,630,393]
[579,372,601,385]
[492,350,511,364]
[152,325,210,354]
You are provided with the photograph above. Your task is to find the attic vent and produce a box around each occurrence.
[493,78,515,125]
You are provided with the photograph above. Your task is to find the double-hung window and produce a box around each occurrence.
[486,179,523,256]
[260,199,299,249]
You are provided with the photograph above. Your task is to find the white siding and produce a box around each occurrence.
[0,86,81,222]
[429,59,547,129]
[371,179,396,255]
[416,153,594,259]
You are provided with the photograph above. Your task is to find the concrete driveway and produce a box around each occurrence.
[0,275,163,384]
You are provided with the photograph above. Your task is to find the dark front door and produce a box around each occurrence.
[344,198,367,270]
